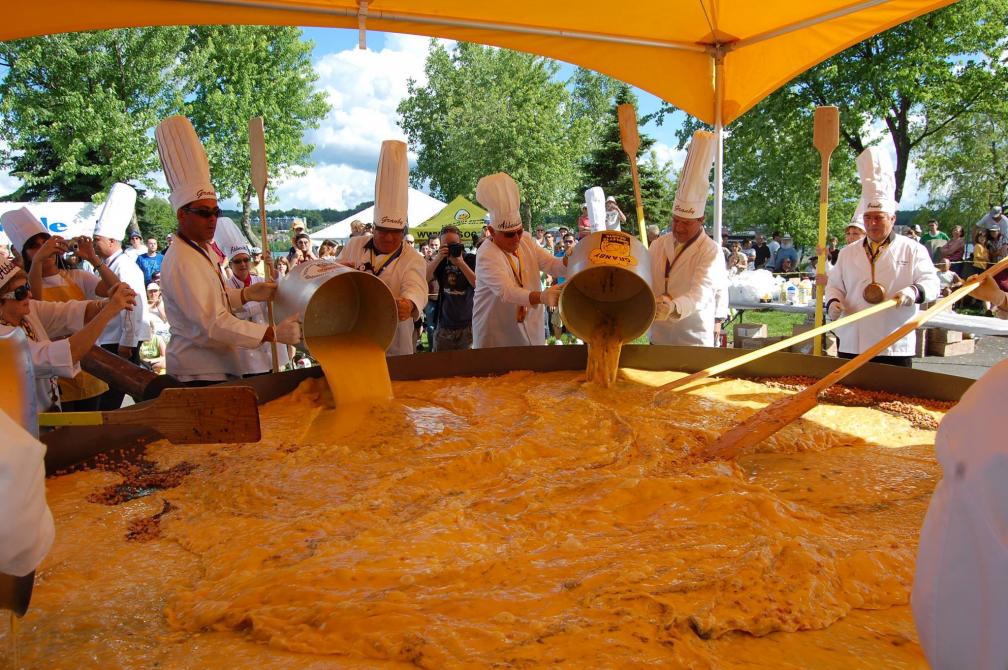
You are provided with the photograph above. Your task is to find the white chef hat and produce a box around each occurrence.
[155,115,218,212]
[476,173,522,232]
[673,130,717,219]
[848,199,866,232]
[213,217,252,260]
[1,208,46,255]
[856,146,897,216]
[585,187,606,232]
[0,259,23,291]
[93,183,137,240]
[373,140,409,230]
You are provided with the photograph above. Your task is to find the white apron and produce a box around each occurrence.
[824,233,938,356]
[336,236,428,356]
[0,411,54,576]
[228,274,290,374]
[473,235,567,348]
[648,232,726,346]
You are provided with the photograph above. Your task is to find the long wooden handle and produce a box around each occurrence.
[812,106,839,356]
[38,411,104,427]
[617,103,648,249]
[707,255,1008,461]
[655,297,901,395]
[249,117,280,373]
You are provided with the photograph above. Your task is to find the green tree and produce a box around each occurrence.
[916,105,1008,230]
[177,25,330,245]
[578,84,675,237]
[648,0,1008,244]
[137,196,177,245]
[0,28,185,200]
[398,42,582,226]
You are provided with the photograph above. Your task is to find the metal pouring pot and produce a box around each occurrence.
[559,230,656,342]
[0,328,37,617]
[274,259,398,353]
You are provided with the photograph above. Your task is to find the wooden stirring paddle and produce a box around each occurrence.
[812,106,840,356]
[617,103,649,249]
[705,255,1008,461]
[38,387,261,444]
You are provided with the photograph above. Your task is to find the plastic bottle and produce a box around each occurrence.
[779,282,788,303]
[786,283,797,305]
[799,278,812,305]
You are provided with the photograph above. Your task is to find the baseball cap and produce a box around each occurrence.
[146,282,159,291]
[129,231,142,239]
[605,196,616,203]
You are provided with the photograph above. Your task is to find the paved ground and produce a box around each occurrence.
[913,334,1008,379]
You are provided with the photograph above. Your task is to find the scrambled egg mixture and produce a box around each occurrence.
[8,369,941,668]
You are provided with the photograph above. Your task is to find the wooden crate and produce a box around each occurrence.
[789,325,837,356]
[914,328,928,358]
[926,338,975,357]
[738,335,785,350]
[929,328,963,344]
[733,323,768,347]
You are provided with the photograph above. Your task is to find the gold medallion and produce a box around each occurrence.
[862,282,886,304]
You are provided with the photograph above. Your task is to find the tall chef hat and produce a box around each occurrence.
[476,173,522,232]
[673,130,717,219]
[856,146,897,216]
[155,115,218,212]
[0,259,22,291]
[1,207,46,256]
[213,217,252,260]
[585,187,606,231]
[94,183,137,240]
[373,140,409,230]
[848,199,866,232]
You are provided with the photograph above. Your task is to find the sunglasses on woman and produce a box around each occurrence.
[2,284,30,301]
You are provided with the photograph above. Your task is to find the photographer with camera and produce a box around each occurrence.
[426,224,477,351]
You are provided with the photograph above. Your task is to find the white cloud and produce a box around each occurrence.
[649,141,687,173]
[273,33,452,210]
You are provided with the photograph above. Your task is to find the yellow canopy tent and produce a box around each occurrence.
[4,0,957,239]
[411,195,487,242]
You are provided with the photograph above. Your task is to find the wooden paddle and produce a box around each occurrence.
[617,103,648,248]
[248,116,280,373]
[812,107,840,356]
[654,296,902,396]
[38,387,261,444]
[705,254,1008,462]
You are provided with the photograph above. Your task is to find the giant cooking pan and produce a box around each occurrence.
[41,344,973,474]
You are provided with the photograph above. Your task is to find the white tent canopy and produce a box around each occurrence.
[309,188,446,243]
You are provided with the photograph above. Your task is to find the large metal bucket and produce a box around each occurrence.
[559,230,655,342]
[0,328,37,617]
[273,259,398,353]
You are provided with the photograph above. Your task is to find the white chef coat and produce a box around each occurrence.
[0,299,87,411]
[0,411,54,577]
[473,235,566,348]
[648,232,726,346]
[824,232,938,357]
[912,358,1008,670]
[161,234,268,382]
[336,235,428,357]
[98,251,149,348]
[227,274,290,375]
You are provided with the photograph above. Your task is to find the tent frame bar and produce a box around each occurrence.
[185,0,710,52]
[731,0,892,50]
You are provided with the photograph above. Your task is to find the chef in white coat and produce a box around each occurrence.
[0,410,53,578]
[336,140,427,357]
[214,216,290,375]
[912,274,1008,670]
[155,115,300,384]
[824,147,938,366]
[92,183,150,409]
[585,187,607,234]
[0,259,136,411]
[648,130,728,346]
[472,172,566,348]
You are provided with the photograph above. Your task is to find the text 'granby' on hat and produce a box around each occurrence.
[673,130,717,219]
[856,146,897,216]
[373,140,409,231]
[155,115,218,212]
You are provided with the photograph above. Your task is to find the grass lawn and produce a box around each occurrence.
[727,310,807,343]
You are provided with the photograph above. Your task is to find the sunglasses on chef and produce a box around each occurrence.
[182,206,224,219]
[2,283,31,301]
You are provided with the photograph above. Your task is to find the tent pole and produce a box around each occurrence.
[713,48,724,245]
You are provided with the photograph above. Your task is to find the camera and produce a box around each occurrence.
[67,241,79,252]
[448,243,464,258]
